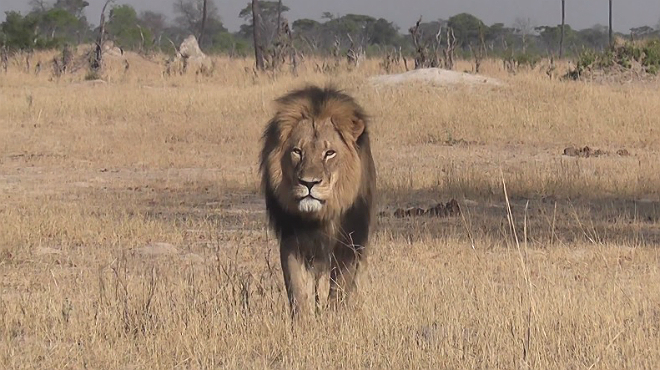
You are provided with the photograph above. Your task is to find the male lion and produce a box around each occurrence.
[259,85,376,317]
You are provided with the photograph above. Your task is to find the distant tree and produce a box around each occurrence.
[53,0,89,18]
[576,24,609,51]
[410,19,447,46]
[536,24,575,53]
[560,0,565,57]
[28,0,49,13]
[0,11,50,50]
[447,13,486,49]
[608,0,613,47]
[106,4,152,51]
[513,17,536,52]
[293,14,400,54]
[38,8,86,43]
[321,12,334,21]
[238,1,289,47]
[206,30,250,55]
[630,26,655,38]
[484,22,516,54]
[338,14,376,38]
[292,18,321,50]
[486,23,510,43]
[319,13,376,50]
[139,11,166,36]
[251,0,264,70]
[368,18,399,46]
[292,18,320,33]
[138,11,167,49]
[27,0,91,44]
[173,0,227,49]
[174,0,217,33]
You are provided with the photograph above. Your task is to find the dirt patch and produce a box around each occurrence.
[134,242,179,256]
[369,68,504,88]
[424,136,483,146]
[182,253,205,264]
[562,146,631,158]
[385,199,461,219]
[35,247,62,256]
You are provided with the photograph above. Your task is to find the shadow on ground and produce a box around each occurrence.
[111,180,660,248]
[376,187,660,247]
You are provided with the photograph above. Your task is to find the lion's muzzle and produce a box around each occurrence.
[295,176,326,213]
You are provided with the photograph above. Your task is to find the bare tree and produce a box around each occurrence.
[443,27,456,70]
[174,0,219,38]
[409,16,428,69]
[28,0,48,12]
[513,17,535,53]
[252,0,265,71]
[198,0,208,45]
[608,0,613,47]
[408,16,454,70]
[276,0,282,35]
[346,33,364,67]
[560,0,565,58]
[91,0,114,74]
[469,25,486,73]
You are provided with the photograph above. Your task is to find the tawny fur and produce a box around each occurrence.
[259,85,376,317]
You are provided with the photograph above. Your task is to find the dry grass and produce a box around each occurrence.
[1,50,660,369]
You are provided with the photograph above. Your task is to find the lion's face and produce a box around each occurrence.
[286,118,342,214]
[261,86,371,223]
[278,117,362,219]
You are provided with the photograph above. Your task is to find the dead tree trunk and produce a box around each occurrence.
[346,33,363,67]
[444,27,456,70]
[408,16,427,69]
[276,0,282,36]
[608,0,613,48]
[91,0,113,74]
[559,0,565,58]
[252,0,265,71]
[199,0,208,46]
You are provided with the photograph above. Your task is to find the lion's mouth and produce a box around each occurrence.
[298,195,325,203]
[297,195,325,213]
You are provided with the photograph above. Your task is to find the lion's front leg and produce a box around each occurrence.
[279,242,315,317]
[314,271,330,313]
[327,244,366,309]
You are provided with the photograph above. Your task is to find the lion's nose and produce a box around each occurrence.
[298,177,322,190]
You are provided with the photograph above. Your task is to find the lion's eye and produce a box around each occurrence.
[324,150,336,159]
[291,148,302,157]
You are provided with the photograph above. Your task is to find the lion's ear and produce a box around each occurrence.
[351,118,365,141]
[333,116,365,142]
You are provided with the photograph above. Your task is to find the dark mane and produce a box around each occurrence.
[273,85,369,124]
[259,83,376,236]
[258,84,377,315]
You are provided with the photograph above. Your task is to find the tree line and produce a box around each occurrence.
[2,0,659,60]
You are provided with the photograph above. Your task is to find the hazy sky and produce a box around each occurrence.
[1,0,659,33]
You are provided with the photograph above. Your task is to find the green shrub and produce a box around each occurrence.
[642,40,660,74]
[514,52,540,68]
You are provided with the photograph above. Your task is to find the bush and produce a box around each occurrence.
[567,39,660,79]
[642,40,660,74]
[514,52,540,69]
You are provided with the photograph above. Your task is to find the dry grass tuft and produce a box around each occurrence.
[1,52,660,369]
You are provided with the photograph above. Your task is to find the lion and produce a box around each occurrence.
[259,85,376,317]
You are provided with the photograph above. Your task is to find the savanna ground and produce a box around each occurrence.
[1,50,660,369]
